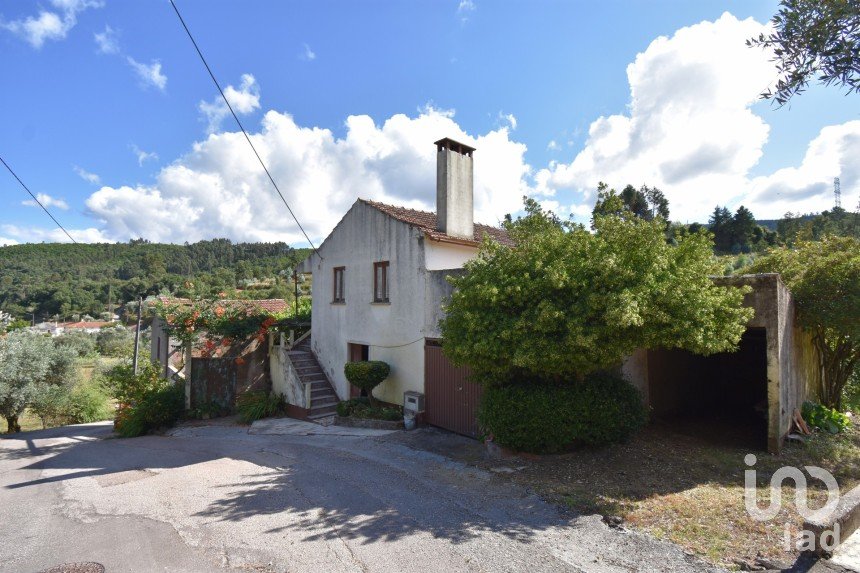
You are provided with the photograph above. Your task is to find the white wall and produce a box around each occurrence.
[304,201,430,405]
[270,336,308,408]
[424,240,479,271]
[150,317,170,377]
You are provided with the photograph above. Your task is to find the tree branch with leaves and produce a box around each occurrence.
[749,0,860,105]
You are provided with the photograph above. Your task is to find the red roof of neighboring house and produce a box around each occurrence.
[156,297,288,314]
[360,199,514,247]
[60,321,113,329]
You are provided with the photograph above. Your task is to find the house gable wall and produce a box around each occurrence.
[304,201,429,405]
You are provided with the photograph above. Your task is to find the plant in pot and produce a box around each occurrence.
[343,361,390,407]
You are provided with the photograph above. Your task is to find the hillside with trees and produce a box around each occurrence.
[0,239,310,322]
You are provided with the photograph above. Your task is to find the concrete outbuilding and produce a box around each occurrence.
[623,273,820,453]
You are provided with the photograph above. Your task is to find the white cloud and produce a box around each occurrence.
[73,165,100,184]
[747,121,860,216]
[22,193,70,211]
[1,224,110,244]
[547,140,560,151]
[300,43,316,61]
[84,106,532,244]
[531,12,858,221]
[458,0,476,14]
[130,144,159,166]
[498,112,517,130]
[1,0,102,49]
[0,237,18,247]
[127,57,167,91]
[457,0,476,23]
[535,12,779,220]
[93,26,167,92]
[199,74,261,134]
[93,24,119,54]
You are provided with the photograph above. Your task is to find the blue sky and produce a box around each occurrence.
[0,0,857,246]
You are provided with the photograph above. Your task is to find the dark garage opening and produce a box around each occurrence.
[647,328,768,450]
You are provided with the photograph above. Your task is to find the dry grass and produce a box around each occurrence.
[1,410,45,433]
[501,419,860,569]
[1,356,119,435]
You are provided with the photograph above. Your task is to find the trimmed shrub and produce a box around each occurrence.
[343,361,390,405]
[478,373,648,453]
[236,391,284,424]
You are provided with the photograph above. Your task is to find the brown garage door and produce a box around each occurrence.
[424,340,483,438]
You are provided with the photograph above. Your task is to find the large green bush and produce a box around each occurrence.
[55,331,97,358]
[441,198,752,385]
[66,381,113,423]
[343,361,390,405]
[105,363,184,437]
[479,373,648,453]
[96,326,134,357]
[102,363,164,406]
[115,383,184,438]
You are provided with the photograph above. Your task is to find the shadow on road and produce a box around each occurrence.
[1,422,565,546]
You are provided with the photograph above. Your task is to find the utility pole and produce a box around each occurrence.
[106,281,112,321]
[293,270,299,320]
[132,296,143,374]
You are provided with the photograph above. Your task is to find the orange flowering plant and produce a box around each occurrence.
[154,298,293,356]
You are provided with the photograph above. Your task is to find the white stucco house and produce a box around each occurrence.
[295,138,510,430]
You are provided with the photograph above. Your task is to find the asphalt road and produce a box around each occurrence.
[0,421,732,573]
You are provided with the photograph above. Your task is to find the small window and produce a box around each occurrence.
[373,261,389,303]
[333,267,345,303]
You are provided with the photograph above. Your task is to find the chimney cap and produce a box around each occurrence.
[434,137,476,156]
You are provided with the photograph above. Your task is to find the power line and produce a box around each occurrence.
[0,155,77,243]
[168,0,321,259]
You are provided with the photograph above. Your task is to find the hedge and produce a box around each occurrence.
[478,372,647,453]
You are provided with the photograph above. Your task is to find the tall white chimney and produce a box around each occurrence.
[435,137,475,240]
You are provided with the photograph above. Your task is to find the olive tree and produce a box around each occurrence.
[747,236,860,409]
[0,331,76,432]
[441,199,753,384]
[749,0,860,105]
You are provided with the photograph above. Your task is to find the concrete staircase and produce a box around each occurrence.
[287,337,339,422]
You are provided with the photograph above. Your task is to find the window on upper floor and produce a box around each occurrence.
[333,267,345,303]
[373,261,389,303]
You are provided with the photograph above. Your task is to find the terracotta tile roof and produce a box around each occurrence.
[360,199,514,247]
[60,321,113,329]
[156,297,288,314]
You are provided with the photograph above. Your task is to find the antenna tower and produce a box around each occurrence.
[834,177,842,209]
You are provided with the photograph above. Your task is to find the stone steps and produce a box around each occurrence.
[287,336,339,423]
